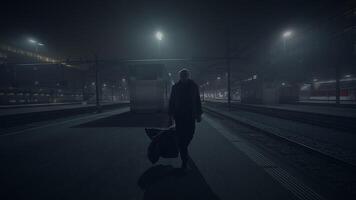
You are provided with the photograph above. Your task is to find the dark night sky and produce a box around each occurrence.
[0,0,350,77]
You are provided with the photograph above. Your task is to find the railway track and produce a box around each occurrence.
[205,102,356,133]
[203,106,356,170]
[204,106,356,199]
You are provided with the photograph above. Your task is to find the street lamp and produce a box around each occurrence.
[29,39,37,44]
[282,30,292,51]
[282,31,292,38]
[155,31,163,41]
[155,31,163,57]
[28,38,44,53]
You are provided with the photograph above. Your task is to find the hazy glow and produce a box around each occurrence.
[282,30,292,38]
[155,31,163,41]
[29,39,37,44]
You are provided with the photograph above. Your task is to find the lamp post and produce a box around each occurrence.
[28,38,44,53]
[282,30,292,51]
[155,31,163,57]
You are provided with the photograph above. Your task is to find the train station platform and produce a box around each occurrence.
[0,102,81,109]
[0,102,129,129]
[0,102,129,117]
[246,104,356,118]
[0,107,322,200]
[204,100,356,133]
[0,103,91,117]
[204,103,356,166]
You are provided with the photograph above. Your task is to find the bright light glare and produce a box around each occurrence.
[282,31,292,38]
[29,39,37,44]
[38,43,44,46]
[155,31,163,41]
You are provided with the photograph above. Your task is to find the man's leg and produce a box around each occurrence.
[179,137,190,169]
[176,119,195,169]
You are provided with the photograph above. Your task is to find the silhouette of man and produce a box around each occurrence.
[169,68,202,170]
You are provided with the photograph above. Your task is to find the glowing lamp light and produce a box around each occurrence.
[29,39,37,44]
[282,31,292,38]
[155,31,163,41]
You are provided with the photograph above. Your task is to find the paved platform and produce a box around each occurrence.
[298,100,356,105]
[0,104,91,116]
[249,104,356,118]
[0,102,80,109]
[0,102,126,117]
[0,108,311,200]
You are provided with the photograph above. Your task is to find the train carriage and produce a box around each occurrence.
[128,64,171,113]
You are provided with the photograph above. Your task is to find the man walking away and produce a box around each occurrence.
[168,68,202,171]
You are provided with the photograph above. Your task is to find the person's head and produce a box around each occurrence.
[179,68,190,82]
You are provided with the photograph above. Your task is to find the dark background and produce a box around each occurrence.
[1,0,355,83]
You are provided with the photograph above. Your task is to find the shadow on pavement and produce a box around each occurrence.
[74,111,170,128]
[137,162,220,200]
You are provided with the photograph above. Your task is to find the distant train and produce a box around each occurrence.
[300,78,356,102]
[239,77,356,104]
[128,64,172,113]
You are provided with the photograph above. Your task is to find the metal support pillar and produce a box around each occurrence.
[335,65,340,105]
[226,25,232,109]
[227,60,231,108]
[95,55,101,112]
[112,85,115,102]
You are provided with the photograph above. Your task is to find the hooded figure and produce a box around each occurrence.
[168,68,202,170]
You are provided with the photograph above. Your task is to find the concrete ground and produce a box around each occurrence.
[248,104,356,118]
[1,107,312,200]
[0,102,128,117]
